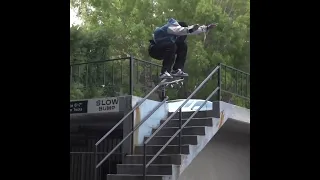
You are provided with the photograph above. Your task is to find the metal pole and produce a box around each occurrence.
[80,153,85,180]
[161,85,166,101]
[129,55,134,95]
[178,108,182,154]
[129,55,135,155]
[94,146,97,180]
[217,64,221,101]
[143,144,147,180]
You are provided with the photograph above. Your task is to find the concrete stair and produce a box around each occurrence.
[143,135,198,145]
[117,164,177,175]
[135,145,190,155]
[107,113,218,180]
[151,126,206,136]
[161,117,213,127]
[124,154,185,165]
[107,174,171,180]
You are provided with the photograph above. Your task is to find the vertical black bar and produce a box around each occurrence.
[86,64,89,88]
[129,56,134,95]
[218,64,221,101]
[150,64,153,86]
[178,108,182,154]
[78,65,81,83]
[143,144,147,180]
[103,62,106,86]
[136,60,139,82]
[240,73,243,96]
[144,63,147,88]
[80,154,85,180]
[235,70,238,94]
[108,158,111,176]
[246,74,248,98]
[112,61,115,85]
[94,146,97,180]
[161,85,166,101]
[121,60,123,84]
[70,66,73,84]
[224,65,227,90]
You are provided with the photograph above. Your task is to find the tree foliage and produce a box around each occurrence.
[70,0,250,107]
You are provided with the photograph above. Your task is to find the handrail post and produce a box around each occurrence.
[143,143,147,180]
[161,84,166,101]
[129,55,134,95]
[218,64,222,101]
[178,108,182,154]
[94,146,97,180]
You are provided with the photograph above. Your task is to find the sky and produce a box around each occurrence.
[70,8,82,27]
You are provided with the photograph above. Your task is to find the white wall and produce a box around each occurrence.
[178,123,250,180]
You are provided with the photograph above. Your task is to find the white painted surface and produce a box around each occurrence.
[221,101,250,123]
[131,96,168,145]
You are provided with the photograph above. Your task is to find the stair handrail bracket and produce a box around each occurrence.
[142,64,222,180]
[93,78,184,180]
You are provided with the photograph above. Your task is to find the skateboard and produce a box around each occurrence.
[158,76,185,101]
[160,76,184,88]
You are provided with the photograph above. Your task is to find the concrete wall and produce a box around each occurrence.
[178,120,250,180]
[131,96,168,147]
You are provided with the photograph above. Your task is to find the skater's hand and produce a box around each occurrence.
[191,24,200,31]
[207,23,217,30]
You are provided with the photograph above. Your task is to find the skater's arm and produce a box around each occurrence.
[188,25,209,35]
[167,24,208,36]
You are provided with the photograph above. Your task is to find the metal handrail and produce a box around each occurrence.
[144,65,220,144]
[95,96,168,168]
[142,65,221,178]
[93,78,184,180]
[95,79,166,146]
[144,87,220,168]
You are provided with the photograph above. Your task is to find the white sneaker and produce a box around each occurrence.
[171,69,189,77]
[159,71,173,79]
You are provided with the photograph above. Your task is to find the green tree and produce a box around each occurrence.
[70,0,250,107]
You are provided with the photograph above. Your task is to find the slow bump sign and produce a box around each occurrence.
[88,97,119,113]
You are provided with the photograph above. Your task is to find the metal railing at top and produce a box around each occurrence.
[70,56,162,100]
[220,64,250,108]
[93,78,184,180]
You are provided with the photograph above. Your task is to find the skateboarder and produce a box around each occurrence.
[148,18,216,79]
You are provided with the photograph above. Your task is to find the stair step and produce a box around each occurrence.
[161,117,213,127]
[143,135,198,145]
[152,126,206,136]
[117,164,177,175]
[135,145,190,155]
[107,174,171,180]
[124,154,184,165]
[169,111,212,119]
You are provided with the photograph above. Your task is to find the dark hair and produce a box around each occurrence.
[178,21,188,27]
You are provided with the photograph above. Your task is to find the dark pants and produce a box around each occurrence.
[149,40,187,73]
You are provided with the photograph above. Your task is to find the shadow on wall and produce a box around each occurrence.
[178,124,250,180]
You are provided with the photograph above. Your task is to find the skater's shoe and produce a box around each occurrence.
[159,71,173,79]
[171,69,189,77]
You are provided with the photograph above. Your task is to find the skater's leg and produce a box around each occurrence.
[149,41,177,79]
[171,41,188,77]
[161,42,177,73]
